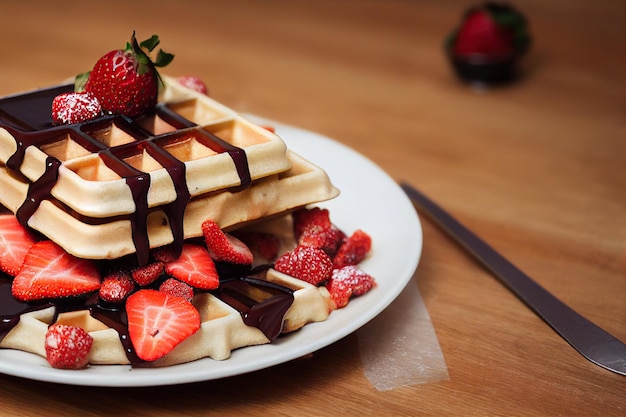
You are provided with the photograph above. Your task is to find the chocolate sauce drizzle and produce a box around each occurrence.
[0,272,293,367]
[0,85,288,367]
[0,84,252,265]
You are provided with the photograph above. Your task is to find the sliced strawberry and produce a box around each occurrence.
[273,245,333,286]
[177,75,208,95]
[51,92,102,125]
[126,289,200,362]
[131,261,164,286]
[299,225,346,259]
[0,214,37,276]
[202,219,253,265]
[164,243,219,290]
[235,231,281,262]
[45,323,93,369]
[292,207,332,241]
[333,229,372,269]
[326,265,376,309]
[159,278,194,303]
[12,241,101,302]
[152,246,179,263]
[99,270,135,303]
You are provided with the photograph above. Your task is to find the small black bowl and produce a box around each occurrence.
[447,51,520,84]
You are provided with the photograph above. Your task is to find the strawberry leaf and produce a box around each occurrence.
[154,49,175,67]
[140,35,161,52]
[74,72,90,92]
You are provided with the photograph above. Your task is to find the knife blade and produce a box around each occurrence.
[400,182,626,376]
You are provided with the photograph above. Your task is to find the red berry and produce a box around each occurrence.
[273,245,333,286]
[453,10,514,58]
[126,289,200,361]
[292,207,332,241]
[131,261,164,286]
[332,229,372,269]
[152,247,178,263]
[299,225,346,259]
[202,219,253,265]
[45,324,93,369]
[12,241,101,302]
[159,278,194,303]
[326,265,376,309]
[177,75,208,95]
[292,207,345,257]
[84,33,173,117]
[235,231,281,261]
[165,243,220,290]
[0,214,37,276]
[51,92,102,125]
[99,270,135,303]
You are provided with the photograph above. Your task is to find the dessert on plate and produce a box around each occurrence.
[0,33,376,369]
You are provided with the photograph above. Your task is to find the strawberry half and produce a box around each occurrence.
[131,261,164,286]
[82,32,174,118]
[0,214,37,276]
[126,289,200,362]
[202,219,254,265]
[159,278,194,303]
[326,265,376,309]
[235,231,281,262]
[45,324,93,369]
[177,75,208,95]
[99,270,135,304]
[164,243,220,290]
[12,241,101,302]
[292,207,346,257]
[273,245,333,286]
[332,229,372,269]
[51,92,102,125]
[292,207,333,241]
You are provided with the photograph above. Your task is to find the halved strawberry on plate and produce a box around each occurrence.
[12,241,101,302]
[164,243,220,290]
[126,289,200,362]
[0,214,38,277]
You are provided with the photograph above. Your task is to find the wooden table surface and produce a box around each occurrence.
[0,0,624,415]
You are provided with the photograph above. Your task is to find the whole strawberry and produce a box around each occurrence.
[80,32,174,117]
[446,2,530,83]
[45,324,93,369]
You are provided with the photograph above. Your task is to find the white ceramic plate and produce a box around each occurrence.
[0,119,423,386]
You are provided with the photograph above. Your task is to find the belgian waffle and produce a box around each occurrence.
[0,76,339,264]
[0,264,332,367]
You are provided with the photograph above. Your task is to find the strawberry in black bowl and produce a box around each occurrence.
[446,2,531,84]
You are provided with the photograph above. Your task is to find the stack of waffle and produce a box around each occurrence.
[0,76,339,264]
[0,76,339,366]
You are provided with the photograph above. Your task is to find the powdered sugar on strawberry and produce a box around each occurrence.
[51,92,102,125]
[45,324,94,369]
[327,265,376,309]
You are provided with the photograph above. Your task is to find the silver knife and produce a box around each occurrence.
[400,182,626,376]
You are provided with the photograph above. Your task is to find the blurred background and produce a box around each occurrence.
[0,1,623,414]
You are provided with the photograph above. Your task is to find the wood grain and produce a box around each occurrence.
[0,1,624,415]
